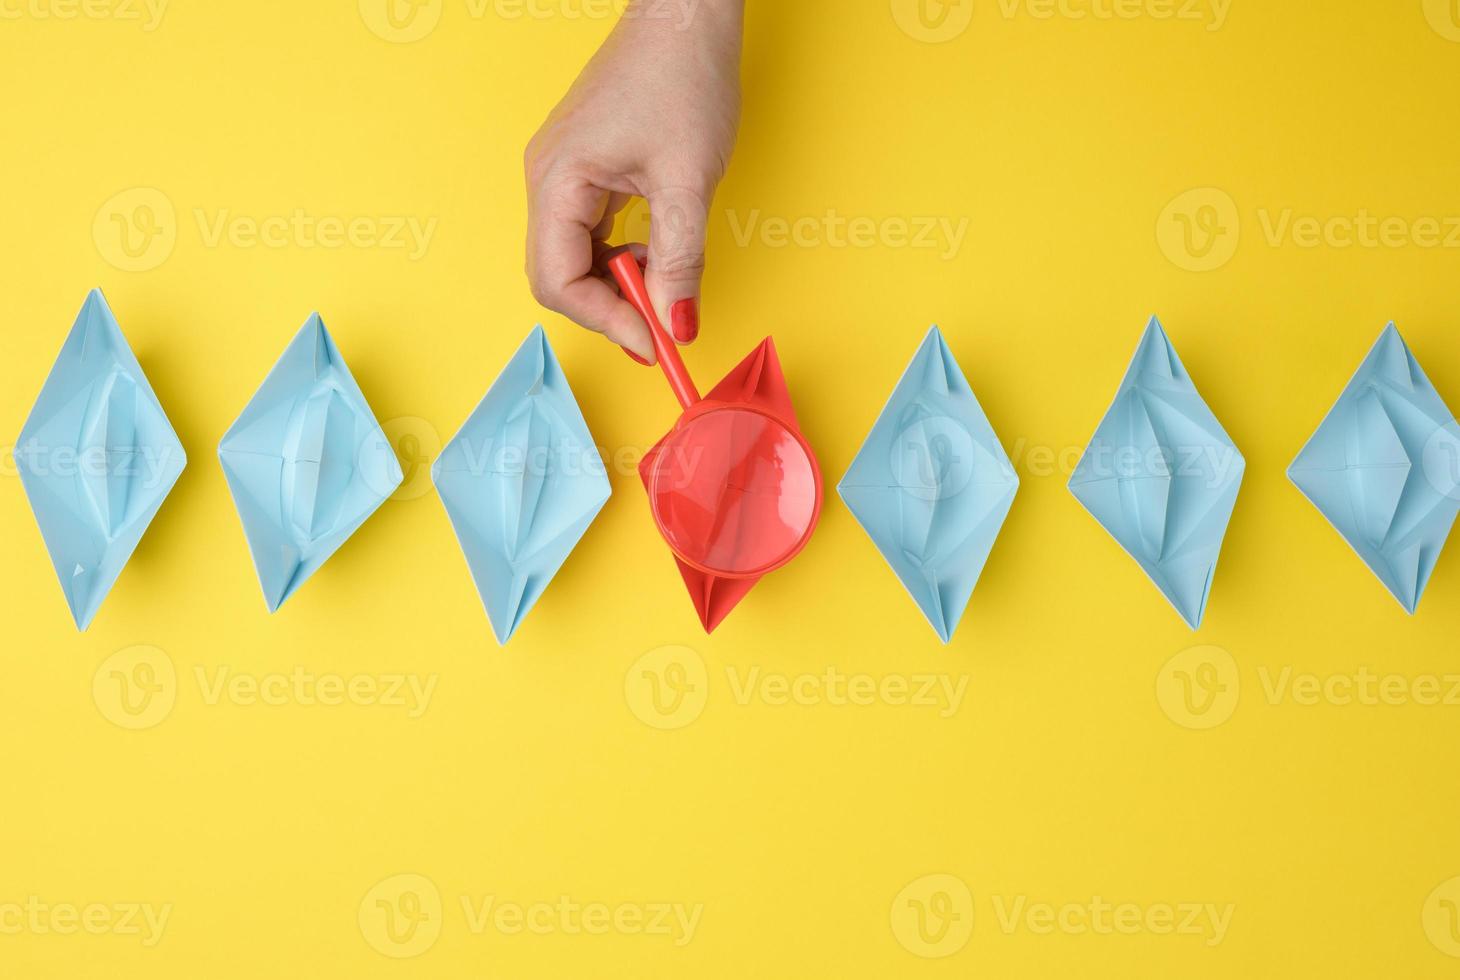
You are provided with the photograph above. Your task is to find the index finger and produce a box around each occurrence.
[526,174,654,361]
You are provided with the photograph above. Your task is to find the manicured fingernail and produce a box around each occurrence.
[621,345,651,365]
[670,299,699,343]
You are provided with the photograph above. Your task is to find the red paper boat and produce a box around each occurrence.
[609,252,822,632]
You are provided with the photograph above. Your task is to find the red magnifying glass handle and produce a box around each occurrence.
[608,250,701,410]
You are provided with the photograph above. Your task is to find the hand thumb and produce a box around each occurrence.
[644,183,710,345]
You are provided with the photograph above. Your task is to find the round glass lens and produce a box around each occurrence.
[649,408,818,576]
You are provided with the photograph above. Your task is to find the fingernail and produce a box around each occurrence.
[670,299,699,343]
[621,345,651,365]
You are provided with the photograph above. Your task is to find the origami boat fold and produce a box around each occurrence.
[16,290,187,629]
[1069,317,1244,629]
[1288,324,1460,613]
[839,326,1019,642]
[642,337,802,633]
[432,326,611,643]
[219,314,402,612]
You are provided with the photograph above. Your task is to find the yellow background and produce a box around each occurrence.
[3,0,1460,975]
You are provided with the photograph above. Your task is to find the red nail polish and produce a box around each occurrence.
[670,298,699,343]
[621,345,651,365]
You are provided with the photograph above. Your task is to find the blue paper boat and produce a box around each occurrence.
[1289,324,1460,613]
[432,326,611,643]
[1069,317,1245,629]
[219,314,402,611]
[17,290,187,629]
[839,326,1019,642]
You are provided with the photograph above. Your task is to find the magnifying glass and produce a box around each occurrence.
[607,251,821,619]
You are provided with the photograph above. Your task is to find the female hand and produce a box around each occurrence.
[524,0,744,362]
